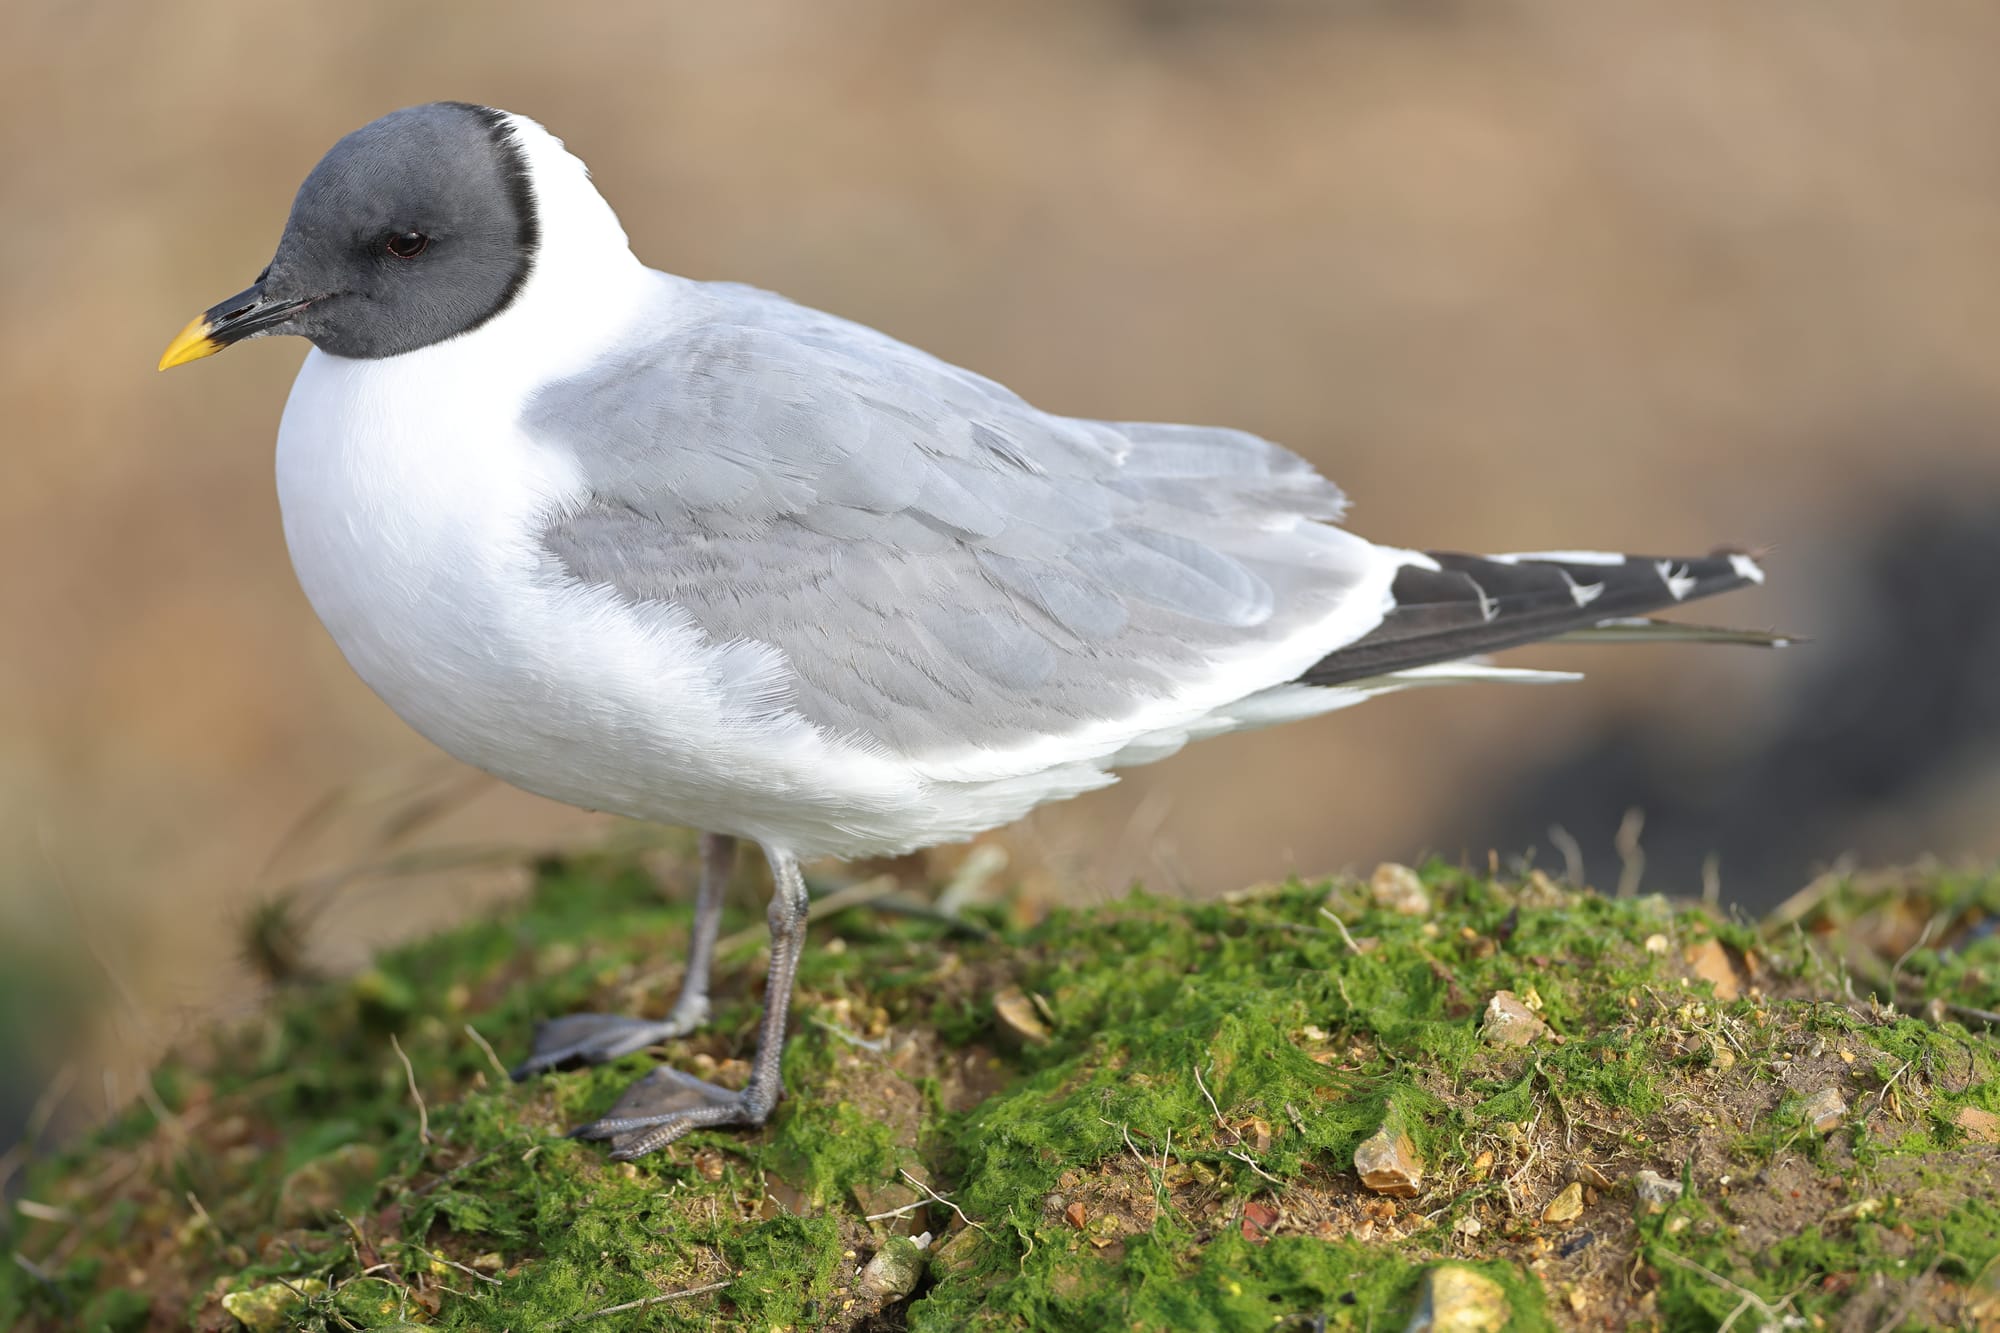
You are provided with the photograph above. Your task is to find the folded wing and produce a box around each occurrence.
[527,280,1399,767]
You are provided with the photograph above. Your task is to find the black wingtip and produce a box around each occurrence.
[1299,547,1771,687]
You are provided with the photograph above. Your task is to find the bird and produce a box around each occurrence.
[159,103,1780,1160]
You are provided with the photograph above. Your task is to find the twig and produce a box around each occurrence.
[409,1241,501,1287]
[1885,916,1941,1015]
[809,1016,888,1053]
[464,1023,512,1083]
[1651,1247,1793,1328]
[545,1279,734,1328]
[1318,908,1362,955]
[1869,1059,1914,1122]
[183,1191,219,1239]
[554,1279,734,1326]
[899,1168,988,1234]
[1548,824,1585,887]
[1614,807,1646,898]
[1761,868,1845,936]
[13,1199,75,1224]
[936,842,1009,916]
[1101,1119,1176,1217]
[1193,1063,1230,1137]
[1228,1149,1284,1185]
[390,1034,430,1145]
[717,874,898,954]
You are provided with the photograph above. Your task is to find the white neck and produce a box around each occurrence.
[410,112,654,383]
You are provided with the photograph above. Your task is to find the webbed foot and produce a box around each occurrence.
[509,1007,706,1081]
[568,1066,773,1160]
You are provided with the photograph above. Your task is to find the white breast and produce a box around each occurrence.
[262,111,1271,858]
[275,331,988,854]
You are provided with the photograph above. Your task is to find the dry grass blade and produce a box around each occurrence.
[463,1023,512,1082]
[717,874,898,955]
[543,1278,732,1327]
[390,1034,430,1145]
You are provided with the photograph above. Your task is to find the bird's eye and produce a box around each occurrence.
[385,231,430,259]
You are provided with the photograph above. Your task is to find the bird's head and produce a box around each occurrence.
[159,102,543,368]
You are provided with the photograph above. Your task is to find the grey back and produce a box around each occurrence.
[532,281,1373,756]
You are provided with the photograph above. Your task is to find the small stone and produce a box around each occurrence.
[276,1143,381,1227]
[1404,1263,1509,1333]
[1682,938,1741,1001]
[1064,1200,1087,1229]
[1467,1150,1494,1182]
[1956,1106,2000,1144]
[1236,1116,1274,1154]
[1631,1169,1683,1216]
[691,1148,726,1182]
[929,1226,985,1277]
[1370,863,1431,916]
[222,1279,327,1331]
[1355,1127,1423,1198]
[1479,991,1548,1047]
[857,1235,926,1303]
[1542,1181,1585,1225]
[1800,1087,1847,1133]
[992,986,1051,1047]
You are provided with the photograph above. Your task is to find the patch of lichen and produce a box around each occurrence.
[3,856,1998,1331]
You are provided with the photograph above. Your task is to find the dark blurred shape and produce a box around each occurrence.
[1451,484,2000,910]
[0,947,85,1215]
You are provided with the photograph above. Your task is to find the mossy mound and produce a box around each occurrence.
[5,855,2000,1331]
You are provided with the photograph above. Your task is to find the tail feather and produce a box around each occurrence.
[1298,548,1774,688]
[1553,617,1796,648]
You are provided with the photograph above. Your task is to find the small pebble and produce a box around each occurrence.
[1403,1264,1509,1333]
[1682,938,1741,1001]
[1956,1106,2000,1144]
[1801,1087,1847,1134]
[857,1235,926,1303]
[992,985,1051,1046]
[1542,1181,1585,1225]
[1370,862,1431,916]
[1631,1169,1684,1216]
[1479,991,1548,1047]
[222,1280,328,1332]
[1355,1127,1423,1198]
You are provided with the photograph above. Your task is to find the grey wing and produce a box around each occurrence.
[529,280,1390,758]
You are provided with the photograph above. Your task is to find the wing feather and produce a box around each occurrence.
[528,280,1389,762]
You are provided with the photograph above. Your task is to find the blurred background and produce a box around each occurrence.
[6,0,2000,1151]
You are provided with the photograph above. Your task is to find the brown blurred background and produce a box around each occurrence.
[6,0,2000,1139]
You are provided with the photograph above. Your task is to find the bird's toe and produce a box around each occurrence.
[569,1066,768,1161]
[509,1012,698,1081]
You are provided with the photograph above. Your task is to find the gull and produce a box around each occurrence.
[160,103,1779,1159]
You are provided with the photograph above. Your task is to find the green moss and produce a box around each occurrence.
[4,856,1998,1330]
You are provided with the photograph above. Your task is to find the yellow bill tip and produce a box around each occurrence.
[158,314,223,371]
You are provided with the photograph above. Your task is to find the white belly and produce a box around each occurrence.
[276,347,937,855]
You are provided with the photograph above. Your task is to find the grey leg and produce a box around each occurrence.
[511,832,738,1080]
[568,844,809,1160]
